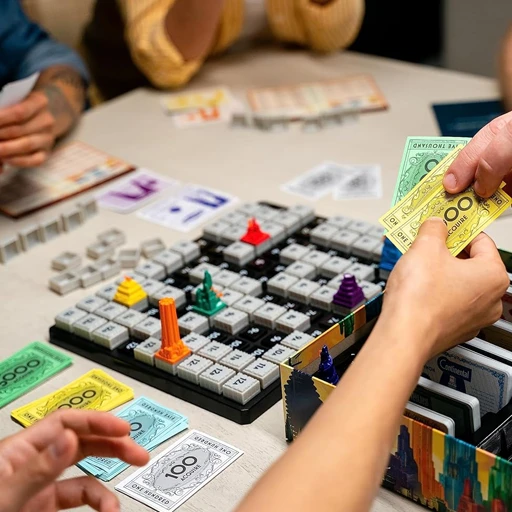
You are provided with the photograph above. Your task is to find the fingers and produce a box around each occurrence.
[466,233,499,259]
[55,477,120,512]
[0,110,55,140]
[473,118,512,197]
[23,410,131,451]
[411,217,448,249]
[76,436,149,466]
[443,111,512,195]
[8,429,77,510]
[0,92,48,128]
[0,133,54,160]
[2,151,49,168]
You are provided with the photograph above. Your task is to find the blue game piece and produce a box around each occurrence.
[318,345,339,385]
[379,238,402,277]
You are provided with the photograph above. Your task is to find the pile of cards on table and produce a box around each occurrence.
[116,430,243,512]
[11,369,133,427]
[78,396,188,481]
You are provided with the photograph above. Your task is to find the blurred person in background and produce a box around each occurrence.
[500,22,512,111]
[82,0,365,101]
[0,0,89,169]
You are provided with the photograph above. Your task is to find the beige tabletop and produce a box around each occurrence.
[0,47,510,512]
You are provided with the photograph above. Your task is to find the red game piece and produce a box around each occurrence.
[241,218,270,245]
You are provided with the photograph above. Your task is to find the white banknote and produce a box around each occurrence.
[115,430,243,512]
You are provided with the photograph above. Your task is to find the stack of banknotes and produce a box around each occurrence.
[11,369,134,427]
[78,396,188,481]
[381,138,512,255]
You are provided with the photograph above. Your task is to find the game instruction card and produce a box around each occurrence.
[116,430,243,512]
[247,74,388,117]
[0,141,135,218]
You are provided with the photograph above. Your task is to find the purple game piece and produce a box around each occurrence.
[332,274,365,310]
[318,345,339,385]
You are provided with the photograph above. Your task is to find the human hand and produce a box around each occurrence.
[382,218,509,360]
[443,111,512,198]
[0,91,57,169]
[0,409,149,512]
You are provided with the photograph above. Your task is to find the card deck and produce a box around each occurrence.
[333,164,382,200]
[423,346,512,416]
[411,376,481,439]
[281,162,346,200]
[137,185,237,232]
[404,401,456,436]
[96,169,179,213]
[116,430,243,512]
[464,338,512,367]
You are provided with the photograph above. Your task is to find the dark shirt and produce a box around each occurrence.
[0,0,89,89]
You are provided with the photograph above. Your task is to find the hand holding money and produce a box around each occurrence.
[383,218,509,359]
[0,410,149,512]
[443,111,512,198]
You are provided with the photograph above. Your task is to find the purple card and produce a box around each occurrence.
[96,168,179,213]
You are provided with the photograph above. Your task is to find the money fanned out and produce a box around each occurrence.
[77,397,188,481]
[0,342,72,409]
[392,136,471,205]
[11,369,134,427]
[380,145,512,256]
[116,430,243,512]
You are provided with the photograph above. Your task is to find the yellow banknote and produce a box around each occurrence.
[11,369,134,427]
[163,87,232,113]
[386,185,512,256]
[380,145,464,231]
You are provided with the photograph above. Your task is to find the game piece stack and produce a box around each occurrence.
[49,201,386,423]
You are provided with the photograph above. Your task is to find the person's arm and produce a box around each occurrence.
[164,0,225,61]
[0,65,86,168]
[120,0,241,89]
[236,219,508,512]
[0,3,88,169]
[267,0,365,52]
[500,23,512,112]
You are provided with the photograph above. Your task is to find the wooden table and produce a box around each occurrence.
[1,47,510,512]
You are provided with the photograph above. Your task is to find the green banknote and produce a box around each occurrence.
[392,136,471,205]
[381,145,464,231]
[0,342,72,408]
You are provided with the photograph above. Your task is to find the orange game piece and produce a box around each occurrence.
[240,217,270,245]
[154,298,190,373]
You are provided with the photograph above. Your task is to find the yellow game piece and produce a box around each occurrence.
[155,298,191,374]
[113,276,148,311]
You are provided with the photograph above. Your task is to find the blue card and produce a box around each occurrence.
[432,99,505,137]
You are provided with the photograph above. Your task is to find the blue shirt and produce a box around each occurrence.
[0,0,89,89]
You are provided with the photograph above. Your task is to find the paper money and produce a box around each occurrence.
[78,397,188,481]
[392,137,471,205]
[11,369,134,427]
[116,430,243,512]
[386,185,512,255]
[380,145,465,231]
[0,342,72,409]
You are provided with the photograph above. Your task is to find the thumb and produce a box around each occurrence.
[413,217,448,247]
[10,429,77,509]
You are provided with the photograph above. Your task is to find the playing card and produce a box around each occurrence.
[333,164,382,200]
[137,185,237,232]
[0,72,40,108]
[78,397,188,481]
[281,162,347,200]
[115,430,243,512]
[96,169,179,213]
[172,106,233,129]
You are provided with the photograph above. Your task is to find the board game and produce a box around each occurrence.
[49,202,386,424]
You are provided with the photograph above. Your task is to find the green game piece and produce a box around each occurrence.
[0,342,72,408]
[192,270,226,316]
